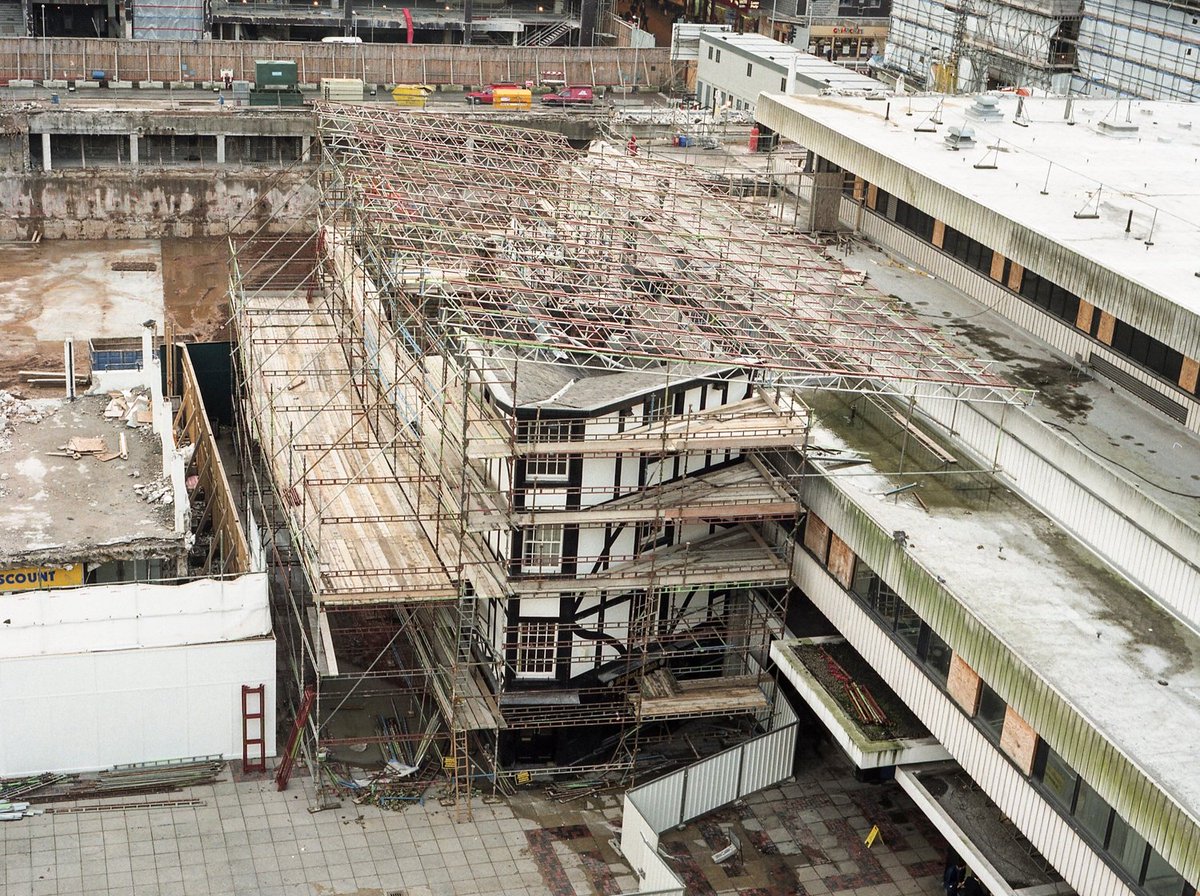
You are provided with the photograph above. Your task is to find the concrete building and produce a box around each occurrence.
[756,91,1200,433]
[750,87,1200,896]
[696,31,883,112]
[5,0,596,43]
[881,0,1200,100]
[756,0,891,70]
[0,331,275,775]
[207,0,600,46]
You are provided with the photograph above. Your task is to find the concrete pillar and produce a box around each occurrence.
[130,133,138,167]
[801,153,845,233]
[301,135,311,162]
[41,132,51,171]
[807,170,842,233]
[216,134,226,164]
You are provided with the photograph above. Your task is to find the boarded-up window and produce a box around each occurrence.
[947,654,981,714]
[1001,706,1038,775]
[803,513,830,564]
[827,533,855,588]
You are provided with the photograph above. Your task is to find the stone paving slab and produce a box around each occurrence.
[1,748,947,896]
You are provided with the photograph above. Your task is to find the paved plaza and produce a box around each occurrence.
[1,745,948,896]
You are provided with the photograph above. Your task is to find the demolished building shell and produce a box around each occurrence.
[230,107,1023,809]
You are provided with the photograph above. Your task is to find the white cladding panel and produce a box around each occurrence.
[580,457,618,508]
[0,638,276,776]
[793,549,1137,896]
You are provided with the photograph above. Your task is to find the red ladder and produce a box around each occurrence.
[241,684,267,775]
[275,685,316,792]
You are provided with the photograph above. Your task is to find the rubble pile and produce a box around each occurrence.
[103,388,154,427]
[134,476,174,506]
[0,390,57,450]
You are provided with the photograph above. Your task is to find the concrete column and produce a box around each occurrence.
[129,133,139,167]
[216,134,226,165]
[807,170,842,233]
[301,135,311,162]
[41,132,51,171]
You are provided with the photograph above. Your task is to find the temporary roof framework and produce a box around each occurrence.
[315,105,1025,407]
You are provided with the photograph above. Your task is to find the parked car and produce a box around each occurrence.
[541,85,595,106]
[465,83,520,105]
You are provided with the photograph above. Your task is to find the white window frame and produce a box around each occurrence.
[515,621,559,677]
[521,523,564,572]
[525,453,570,481]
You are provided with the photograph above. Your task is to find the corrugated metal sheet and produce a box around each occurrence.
[631,768,687,832]
[740,725,797,795]
[625,695,799,835]
[796,482,1200,886]
[682,749,741,820]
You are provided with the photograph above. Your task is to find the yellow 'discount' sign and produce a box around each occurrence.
[0,565,83,593]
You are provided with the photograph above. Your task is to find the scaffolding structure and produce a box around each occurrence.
[886,0,1081,92]
[1072,0,1200,100]
[229,107,1020,811]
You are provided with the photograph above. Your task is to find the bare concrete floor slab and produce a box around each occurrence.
[831,239,1200,525]
[0,395,178,564]
[0,241,163,387]
[0,747,949,896]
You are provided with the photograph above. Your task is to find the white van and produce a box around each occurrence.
[321,35,363,44]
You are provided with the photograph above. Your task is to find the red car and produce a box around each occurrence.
[466,83,520,105]
[541,85,595,105]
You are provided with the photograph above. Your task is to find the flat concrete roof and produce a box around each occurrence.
[0,394,181,567]
[758,92,1200,321]
[805,400,1200,829]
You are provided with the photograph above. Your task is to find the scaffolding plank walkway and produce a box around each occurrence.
[238,290,459,605]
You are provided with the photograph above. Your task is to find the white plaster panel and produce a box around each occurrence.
[0,638,276,776]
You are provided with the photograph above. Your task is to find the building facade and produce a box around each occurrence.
[0,337,275,775]
[755,89,1200,896]
[882,0,1200,99]
[696,31,882,112]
